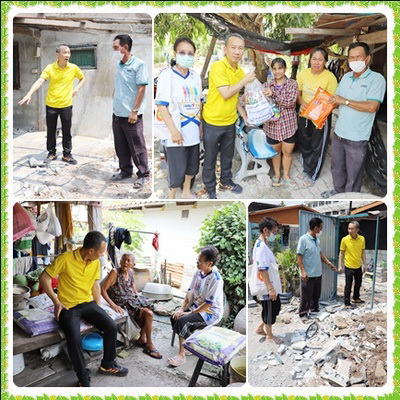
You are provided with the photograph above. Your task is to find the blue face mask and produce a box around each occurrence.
[176,54,195,69]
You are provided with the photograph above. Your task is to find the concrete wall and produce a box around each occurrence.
[13,33,42,131]
[13,28,152,142]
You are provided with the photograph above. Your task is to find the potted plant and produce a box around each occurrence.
[275,248,298,303]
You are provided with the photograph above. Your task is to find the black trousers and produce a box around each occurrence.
[112,114,150,178]
[202,121,236,191]
[261,294,281,325]
[170,311,206,339]
[331,133,369,193]
[344,266,363,305]
[46,105,73,155]
[299,275,322,317]
[298,115,331,181]
[58,301,117,382]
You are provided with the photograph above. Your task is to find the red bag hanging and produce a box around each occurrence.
[152,233,159,251]
[300,87,335,130]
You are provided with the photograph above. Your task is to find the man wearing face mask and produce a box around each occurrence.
[252,217,283,343]
[323,42,386,197]
[202,33,256,199]
[297,218,337,320]
[111,34,150,189]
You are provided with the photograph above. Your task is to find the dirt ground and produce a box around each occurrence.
[248,273,387,387]
[154,113,386,200]
[13,131,152,200]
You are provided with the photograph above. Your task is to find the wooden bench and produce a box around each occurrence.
[13,315,127,356]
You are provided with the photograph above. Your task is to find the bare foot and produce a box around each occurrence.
[255,326,265,335]
[168,355,186,367]
[266,335,283,344]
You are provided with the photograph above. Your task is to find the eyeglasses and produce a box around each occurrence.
[177,51,194,56]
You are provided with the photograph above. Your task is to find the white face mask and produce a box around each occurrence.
[267,233,276,242]
[316,231,322,238]
[113,50,124,61]
[349,60,366,73]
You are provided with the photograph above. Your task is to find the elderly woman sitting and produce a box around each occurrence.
[101,252,162,359]
[168,245,224,367]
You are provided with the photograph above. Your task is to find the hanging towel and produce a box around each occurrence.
[13,257,33,275]
[152,233,159,251]
[61,203,74,240]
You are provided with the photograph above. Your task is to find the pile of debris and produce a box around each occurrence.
[252,302,387,387]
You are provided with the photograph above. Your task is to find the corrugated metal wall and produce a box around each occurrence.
[299,211,339,301]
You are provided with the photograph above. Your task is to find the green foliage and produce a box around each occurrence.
[154,14,209,63]
[263,13,321,41]
[197,202,246,328]
[275,248,299,293]
[101,209,145,255]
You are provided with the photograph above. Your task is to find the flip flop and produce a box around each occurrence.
[143,348,163,359]
[168,356,186,367]
[271,176,281,187]
[353,299,365,304]
[184,349,194,356]
[133,177,149,189]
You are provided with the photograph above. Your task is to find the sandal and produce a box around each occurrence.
[353,299,365,304]
[303,177,315,187]
[271,176,281,187]
[132,177,149,189]
[143,348,163,359]
[168,356,186,367]
[283,178,297,189]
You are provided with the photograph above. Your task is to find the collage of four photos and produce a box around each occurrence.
[10,10,389,390]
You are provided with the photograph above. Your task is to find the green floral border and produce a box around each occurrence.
[1,1,398,398]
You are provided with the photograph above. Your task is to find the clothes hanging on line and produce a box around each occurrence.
[13,256,33,276]
[107,226,132,268]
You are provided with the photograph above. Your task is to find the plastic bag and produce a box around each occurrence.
[266,96,281,121]
[249,263,269,297]
[244,78,274,126]
[300,87,335,129]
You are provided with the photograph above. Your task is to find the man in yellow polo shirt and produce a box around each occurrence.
[18,44,85,165]
[202,33,255,199]
[338,221,367,307]
[39,231,128,387]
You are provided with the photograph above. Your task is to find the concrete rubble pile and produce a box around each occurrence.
[252,301,387,387]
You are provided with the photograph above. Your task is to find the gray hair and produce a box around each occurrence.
[349,221,360,229]
[121,251,135,260]
[225,33,245,46]
[56,44,69,53]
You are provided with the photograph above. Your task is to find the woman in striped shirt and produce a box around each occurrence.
[263,58,299,189]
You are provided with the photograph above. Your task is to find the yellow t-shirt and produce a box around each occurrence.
[340,234,365,269]
[40,62,84,108]
[45,247,100,308]
[203,57,245,126]
[297,68,338,104]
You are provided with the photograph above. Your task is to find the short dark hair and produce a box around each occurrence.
[83,231,106,250]
[309,217,323,230]
[271,57,286,69]
[225,33,245,46]
[56,44,69,53]
[173,37,196,53]
[259,217,279,233]
[113,34,133,51]
[309,47,328,68]
[199,245,220,266]
[349,41,370,57]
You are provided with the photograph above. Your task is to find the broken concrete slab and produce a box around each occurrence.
[320,365,349,387]
[292,340,307,351]
[277,344,287,355]
[375,360,386,378]
[332,329,350,337]
[336,359,352,380]
[334,316,348,329]
[313,340,340,365]
[350,365,367,385]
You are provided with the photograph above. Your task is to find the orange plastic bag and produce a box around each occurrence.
[300,87,335,129]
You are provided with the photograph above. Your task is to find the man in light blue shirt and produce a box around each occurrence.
[323,42,386,196]
[297,217,336,320]
[110,34,150,188]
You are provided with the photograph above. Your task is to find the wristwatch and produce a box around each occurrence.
[345,100,350,106]
[132,108,139,113]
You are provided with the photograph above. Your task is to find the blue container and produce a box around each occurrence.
[81,332,103,351]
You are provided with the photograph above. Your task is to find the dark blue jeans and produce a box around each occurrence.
[58,301,117,382]
[46,105,73,155]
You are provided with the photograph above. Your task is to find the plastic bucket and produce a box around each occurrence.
[229,355,246,383]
